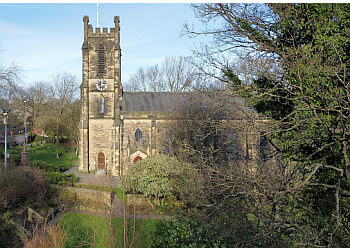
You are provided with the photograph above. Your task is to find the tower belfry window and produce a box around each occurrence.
[97,44,105,77]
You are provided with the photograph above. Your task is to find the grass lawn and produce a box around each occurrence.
[2,136,78,170]
[59,212,161,248]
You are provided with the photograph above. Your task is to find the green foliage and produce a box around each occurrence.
[30,160,58,172]
[112,188,127,203]
[224,68,242,85]
[185,3,350,247]
[250,76,295,120]
[0,218,22,247]
[45,171,61,183]
[260,3,350,247]
[45,172,76,186]
[123,155,204,206]
[153,207,322,248]
[59,212,161,248]
[59,173,76,186]
[152,210,227,248]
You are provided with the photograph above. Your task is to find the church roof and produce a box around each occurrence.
[121,91,256,119]
[122,92,188,112]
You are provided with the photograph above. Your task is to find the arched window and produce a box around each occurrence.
[260,131,269,161]
[227,130,237,161]
[98,97,104,114]
[135,128,142,142]
[97,44,105,77]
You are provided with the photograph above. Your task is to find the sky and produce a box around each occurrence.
[0,3,210,88]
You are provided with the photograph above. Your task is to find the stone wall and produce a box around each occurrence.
[57,186,112,213]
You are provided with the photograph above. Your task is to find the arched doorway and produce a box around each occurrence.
[97,152,105,170]
[133,156,142,163]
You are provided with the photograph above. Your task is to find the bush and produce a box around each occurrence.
[60,173,76,186]
[45,172,76,186]
[152,207,262,248]
[0,167,52,212]
[45,172,61,184]
[30,160,58,172]
[123,155,204,206]
[0,217,22,247]
[8,153,21,166]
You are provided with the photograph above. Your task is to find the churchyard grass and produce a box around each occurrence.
[3,141,78,171]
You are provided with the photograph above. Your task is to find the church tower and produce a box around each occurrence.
[79,16,123,176]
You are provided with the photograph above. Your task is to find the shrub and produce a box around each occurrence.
[8,153,21,166]
[45,172,61,184]
[0,217,22,247]
[30,160,58,172]
[123,155,204,206]
[152,207,260,248]
[60,173,77,186]
[0,167,52,212]
[45,172,77,186]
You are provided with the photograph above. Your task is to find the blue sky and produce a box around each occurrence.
[0,3,209,87]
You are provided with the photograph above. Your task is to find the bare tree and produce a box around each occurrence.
[50,71,79,106]
[0,60,22,109]
[123,56,207,92]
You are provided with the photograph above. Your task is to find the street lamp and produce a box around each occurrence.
[20,100,29,167]
[1,108,11,170]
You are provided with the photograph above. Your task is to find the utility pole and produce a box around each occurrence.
[1,109,10,169]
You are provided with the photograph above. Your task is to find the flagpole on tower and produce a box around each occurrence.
[97,3,99,28]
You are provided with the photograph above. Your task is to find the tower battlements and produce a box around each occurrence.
[83,15,120,38]
[87,25,116,36]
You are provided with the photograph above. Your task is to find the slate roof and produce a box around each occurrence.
[122,92,188,112]
[121,91,256,118]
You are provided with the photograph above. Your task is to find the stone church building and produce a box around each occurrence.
[79,16,268,176]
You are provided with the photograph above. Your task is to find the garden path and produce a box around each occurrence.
[64,163,120,187]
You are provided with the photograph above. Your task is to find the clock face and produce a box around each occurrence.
[96,79,107,91]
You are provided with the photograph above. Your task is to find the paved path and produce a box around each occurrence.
[64,163,120,187]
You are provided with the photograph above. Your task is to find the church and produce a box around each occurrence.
[79,16,269,176]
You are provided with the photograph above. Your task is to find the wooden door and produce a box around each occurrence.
[133,156,142,163]
[97,152,105,170]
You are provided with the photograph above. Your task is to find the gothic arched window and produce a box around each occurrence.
[97,44,105,77]
[227,130,237,161]
[98,97,104,114]
[135,128,142,142]
[260,131,269,161]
